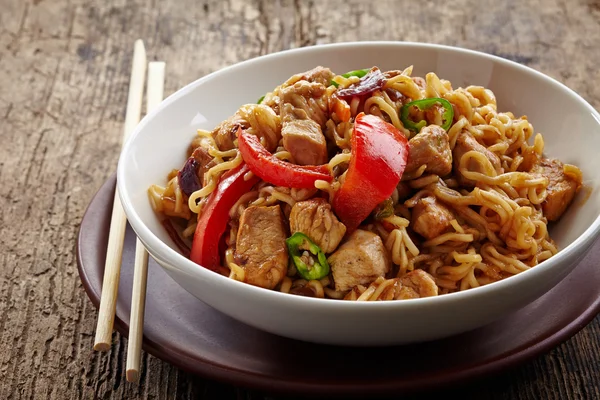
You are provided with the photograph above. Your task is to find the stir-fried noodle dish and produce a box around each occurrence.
[149,66,583,301]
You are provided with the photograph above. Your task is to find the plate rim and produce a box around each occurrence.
[76,174,600,397]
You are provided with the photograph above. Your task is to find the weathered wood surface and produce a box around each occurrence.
[1,0,599,398]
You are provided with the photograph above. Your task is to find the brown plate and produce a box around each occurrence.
[77,175,600,398]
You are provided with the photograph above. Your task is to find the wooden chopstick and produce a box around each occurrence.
[93,40,147,352]
[125,61,166,383]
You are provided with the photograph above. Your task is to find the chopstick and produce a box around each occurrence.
[126,61,166,383]
[94,39,147,352]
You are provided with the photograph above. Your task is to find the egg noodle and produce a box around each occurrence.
[148,65,582,300]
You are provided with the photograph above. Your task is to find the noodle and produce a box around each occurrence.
[188,151,243,213]
[149,64,583,301]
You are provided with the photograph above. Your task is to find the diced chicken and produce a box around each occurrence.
[289,198,347,254]
[328,94,351,122]
[212,114,245,151]
[453,131,503,186]
[300,66,335,86]
[517,145,540,172]
[280,81,329,165]
[281,118,328,165]
[532,158,581,221]
[328,230,390,291]
[190,146,216,186]
[405,125,453,177]
[263,67,335,114]
[188,135,210,156]
[411,196,454,240]
[281,81,329,127]
[235,205,289,290]
[284,66,335,87]
[394,270,439,299]
[213,104,281,152]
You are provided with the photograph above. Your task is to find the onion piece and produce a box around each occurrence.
[336,68,386,99]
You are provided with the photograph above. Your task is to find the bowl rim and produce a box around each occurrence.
[117,40,600,309]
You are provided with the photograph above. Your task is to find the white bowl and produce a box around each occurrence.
[117,42,600,346]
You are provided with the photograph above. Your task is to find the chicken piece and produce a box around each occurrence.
[517,145,540,172]
[453,131,503,186]
[235,205,289,290]
[281,118,328,166]
[263,67,335,114]
[405,125,453,177]
[532,158,581,221]
[280,81,329,165]
[328,230,390,291]
[188,135,210,157]
[212,114,245,151]
[328,94,351,122]
[289,198,347,254]
[281,81,329,126]
[284,66,335,87]
[184,136,217,187]
[300,66,335,86]
[411,196,454,240]
[213,104,281,152]
[394,270,439,299]
[190,146,216,186]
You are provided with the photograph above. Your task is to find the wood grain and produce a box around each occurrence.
[0,0,598,399]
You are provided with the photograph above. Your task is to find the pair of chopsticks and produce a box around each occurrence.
[92,39,165,383]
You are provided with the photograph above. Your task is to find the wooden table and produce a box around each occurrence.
[1,0,599,398]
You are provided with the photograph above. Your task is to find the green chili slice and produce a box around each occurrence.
[373,197,394,220]
[257,95,265,104]
[400,97,454,132]
[331,68,371,88]
[285,232,330,281]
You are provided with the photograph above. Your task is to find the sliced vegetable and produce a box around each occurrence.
[237,129,332,189]
[177,157,201,197]
[285,232,330,280]
[342,68,371,79]
[336,68,386,99]
[330,68,371,87]
[328,94,351,122]
[257,95,265,104]
[333,113,409,232]
[373,197,394,220]
[400,97,454,132]
[190,163,260,270]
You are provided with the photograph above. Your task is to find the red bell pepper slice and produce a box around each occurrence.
[237,129,332,189]
[333,113,409,232]
[190,162,260,270]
